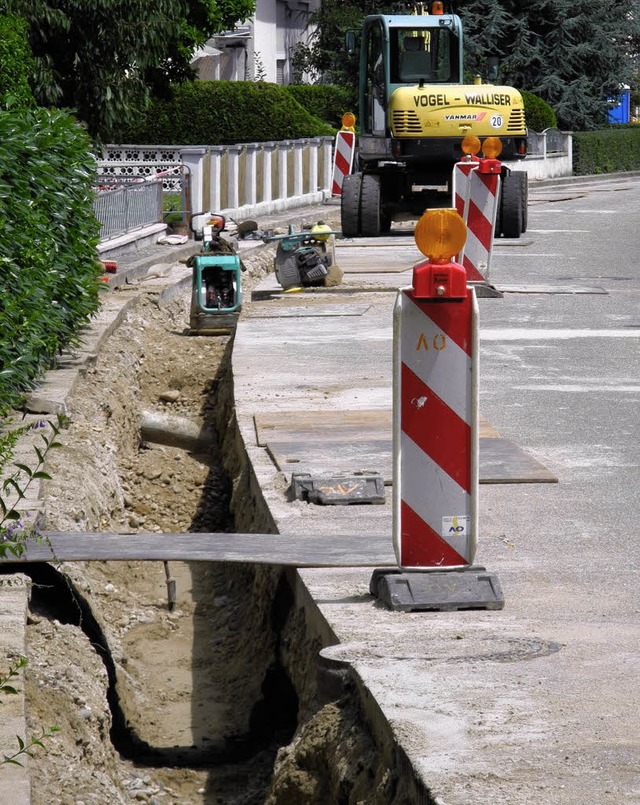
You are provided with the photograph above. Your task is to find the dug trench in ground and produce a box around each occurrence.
[11,227,424,804]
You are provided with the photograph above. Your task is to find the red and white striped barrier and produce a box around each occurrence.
[452,160,501,284]
[331,130,355,196]
[393,285,479,569]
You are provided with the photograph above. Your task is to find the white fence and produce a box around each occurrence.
[98,138,335,223]
[96,130,572,237]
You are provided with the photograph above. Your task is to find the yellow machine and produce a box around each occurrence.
[341,5,528,237]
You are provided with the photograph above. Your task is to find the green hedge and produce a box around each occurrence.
[0,14,35,110]
[573,127,640,175]
[521,90,556,133]
[283,85,355,130]
[0,108,102,412]
[118,81,336,145]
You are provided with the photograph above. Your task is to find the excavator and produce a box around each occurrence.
[341,3,528,238]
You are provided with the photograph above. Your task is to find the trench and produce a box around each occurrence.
[15,267,424,804]
[16,291,313,803]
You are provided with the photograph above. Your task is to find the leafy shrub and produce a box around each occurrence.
[0,14,36,110]
[573,127,640,175]
[283,84,355,129]
[521,90,557,133]
[0,108,102,412]
[118,81,336,145]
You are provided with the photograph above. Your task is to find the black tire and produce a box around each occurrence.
[500,173,523,239]
[341,172,362,238]
[360,174,384,237]
[511,171,529,233]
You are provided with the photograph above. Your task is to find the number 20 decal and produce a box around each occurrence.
[490,114,503,129]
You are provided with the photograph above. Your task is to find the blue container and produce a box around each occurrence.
[607,89,630,124]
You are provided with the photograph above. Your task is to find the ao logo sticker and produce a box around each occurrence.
[490,114,503,129]
[442,515,470,538]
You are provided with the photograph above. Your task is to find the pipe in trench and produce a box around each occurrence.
[139,409,216,453]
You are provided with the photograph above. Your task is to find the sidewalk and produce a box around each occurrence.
[231,208,640,803]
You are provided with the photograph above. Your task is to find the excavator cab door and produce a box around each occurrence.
[363,19,387,136]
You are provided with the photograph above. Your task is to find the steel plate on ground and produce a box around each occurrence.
[264,437,556,484]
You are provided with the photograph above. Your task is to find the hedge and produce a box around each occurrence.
[573,126,640,175]
[0,108,102,412]
[118,81,336,145]
[0,14,35,110]
[521,90,556,133]
[283,85,355,130]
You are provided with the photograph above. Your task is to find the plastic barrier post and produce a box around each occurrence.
[452,158,501,290]
[331,130,355,196]
[369,252,504,612]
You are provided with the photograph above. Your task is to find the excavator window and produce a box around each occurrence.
[391,27,459,83]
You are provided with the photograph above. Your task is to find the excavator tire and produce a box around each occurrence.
[341,172,362,238]
[512,171,529,233]
[360,174,384,237]
[499,172,523,239]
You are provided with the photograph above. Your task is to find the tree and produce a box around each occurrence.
[1,0,256,141]
[458,0,640,130]
[296,0,639,130]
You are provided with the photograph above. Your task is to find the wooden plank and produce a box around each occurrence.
[7,531,396,567]
[264,436,557,485]
[254,409,392,446]
[254,410,499,446]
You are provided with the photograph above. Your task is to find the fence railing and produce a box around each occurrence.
[93,179,164,242]
[98,138,335,224]
[527,128,570,158]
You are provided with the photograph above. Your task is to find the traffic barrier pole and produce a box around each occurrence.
[452,156,501,284]
[370,209,504,611]
[331,113,356,196]
[392,217,479,569]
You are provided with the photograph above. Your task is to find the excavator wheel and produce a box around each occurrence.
[499,172,523,239]
[511,171,529,233]
[341,172,362,238]
[360,174,384,237]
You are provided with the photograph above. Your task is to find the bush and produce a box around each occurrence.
[0,14,36,110]
[0,108,102,412]
[573,127,640,175]
[118,81,336,145]
[283,84,355,129]
[521,90,557,133]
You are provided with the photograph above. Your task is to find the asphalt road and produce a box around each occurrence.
[235,173,640,804]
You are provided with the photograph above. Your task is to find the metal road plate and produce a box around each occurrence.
[370,567,505,612]
[247,304,370,318]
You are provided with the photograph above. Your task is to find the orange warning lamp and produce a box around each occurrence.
[482,137,503,159]
[478,136,503,174]
[341,112,356,131]
[431,1,444,13]
[412,209,468,300]
[461,135,481,157]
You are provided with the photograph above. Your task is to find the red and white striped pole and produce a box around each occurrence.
[392,209,479,569]
[452,141,502,285]
[331,113,356,197]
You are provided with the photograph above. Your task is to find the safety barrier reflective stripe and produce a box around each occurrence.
[393,287,479,569]
[331,131,356,196]
[453,162,501,283]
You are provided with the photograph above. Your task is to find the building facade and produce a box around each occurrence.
[191,0,319,84]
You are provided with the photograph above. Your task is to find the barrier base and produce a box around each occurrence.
[369,566,504,612]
